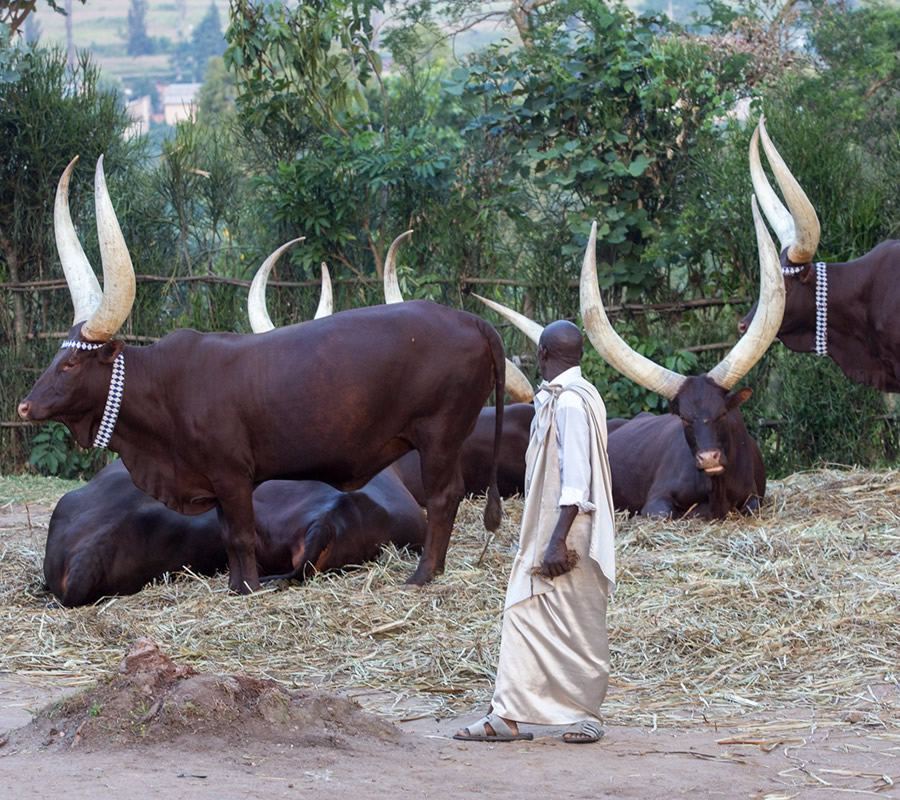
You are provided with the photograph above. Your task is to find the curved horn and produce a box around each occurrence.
[55,156,103,327]
[707,195,785,389]
[247,237,306,333]
[749,124,795,251]
[81,156,136,342]
[472,294,544,346]
[383,229,413,304]
[470,294,539,402]
[580,222,686,400]
[758,116,820,264]
[313,262,333,319]
[504,359,535,403]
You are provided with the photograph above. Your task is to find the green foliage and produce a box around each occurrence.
[196,55,235,118]
[29,423,107,478]
[225,0,384,137]
[744,349,891,478]
[193,1,225,65]
[582,330,699,417]
[449,0,748,300]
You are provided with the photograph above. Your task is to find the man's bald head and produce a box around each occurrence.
[538,320,584,380]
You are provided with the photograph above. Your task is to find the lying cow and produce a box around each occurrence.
[391,405,634,505]
[392,403,535,503]
[44,459,425,607]
[478,197,782,520]
[581,199,783,519]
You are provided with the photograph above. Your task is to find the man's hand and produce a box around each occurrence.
[541,537,573,578]
[539,505,580,578]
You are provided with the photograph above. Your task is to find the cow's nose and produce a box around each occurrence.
[17,401,31,420]
[695,449,726,474]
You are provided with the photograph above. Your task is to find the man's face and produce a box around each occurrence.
[537,343,551,380]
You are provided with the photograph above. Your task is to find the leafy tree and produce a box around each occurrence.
[224,0,485,295]
[196,54,234,117]
[451,0,750,308]
[0,45,137,349]
[193,0,224,67]
[126,0,154,56]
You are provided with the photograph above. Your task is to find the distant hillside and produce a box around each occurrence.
[28,0,705,88]
[30,0,230,84]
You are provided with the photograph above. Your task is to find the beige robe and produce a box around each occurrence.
[491,375,615,725]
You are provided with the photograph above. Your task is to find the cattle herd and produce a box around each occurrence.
[16,119,899,606]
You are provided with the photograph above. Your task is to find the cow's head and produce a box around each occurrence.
[738,116,820,344]
[18,156,136,445]
[581,194,784,475]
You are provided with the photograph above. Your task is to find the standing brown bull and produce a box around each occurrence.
[739,117,900,392]
[18,156,505,592]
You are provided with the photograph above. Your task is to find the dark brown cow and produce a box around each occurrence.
[483,201,783,519]
[18,156,505,592]
[739,117,900,392]
[45,460,425,607]
[392,405,635,505]
[393,403,535,503]
[580,199,784,519]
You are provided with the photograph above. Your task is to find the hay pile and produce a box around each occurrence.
[1,468,898,728]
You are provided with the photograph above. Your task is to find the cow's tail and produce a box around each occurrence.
[482,320,505,532]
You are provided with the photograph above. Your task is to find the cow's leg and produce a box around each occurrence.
[215,487,260,594]
[407,454,465,585]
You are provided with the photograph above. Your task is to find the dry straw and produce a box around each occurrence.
[1,468,898,728]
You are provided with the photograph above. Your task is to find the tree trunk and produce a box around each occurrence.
[0,228,28,354]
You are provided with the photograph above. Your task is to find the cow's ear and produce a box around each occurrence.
[798,263,815,284]
[726,387,753,410]
[667,396,680,416]
[98,339,125,364]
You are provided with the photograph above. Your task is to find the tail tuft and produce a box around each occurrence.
[483,484,502,532]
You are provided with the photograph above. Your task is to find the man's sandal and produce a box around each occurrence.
[453,713,534,742]
[561,719,605,744]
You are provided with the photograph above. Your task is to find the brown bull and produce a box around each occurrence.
[739,117,900,392]
[482,199,783,519]
[392,403,535,503]
[45,460,425,607]
[581,199,784,518]
[19,156,505,592]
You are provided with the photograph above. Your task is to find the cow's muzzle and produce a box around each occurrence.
[695,449,726,475]
[17,400,38,421]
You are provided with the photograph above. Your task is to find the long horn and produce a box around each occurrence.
[472,294,544,346]
[81,156,136,342]
[470,294,538,403]
[580,222,686,400]
[247,238,306,333]
[313,262,333,319]
[758,116,820,264]
[383,229,413,304]
[749,124,795,251]
[707,195,785,389]
[55,156,103,327]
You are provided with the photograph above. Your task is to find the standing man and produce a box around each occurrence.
[455,320,616,744]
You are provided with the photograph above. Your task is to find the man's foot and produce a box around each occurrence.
[561,719,605,744]
[453,713,533,742]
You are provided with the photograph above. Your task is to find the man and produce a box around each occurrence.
[454,320,616,744]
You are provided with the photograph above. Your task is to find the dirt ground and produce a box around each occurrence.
[1,493,898,798]
[2,652,898,798]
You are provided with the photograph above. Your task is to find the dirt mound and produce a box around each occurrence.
[6,638,402,753]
